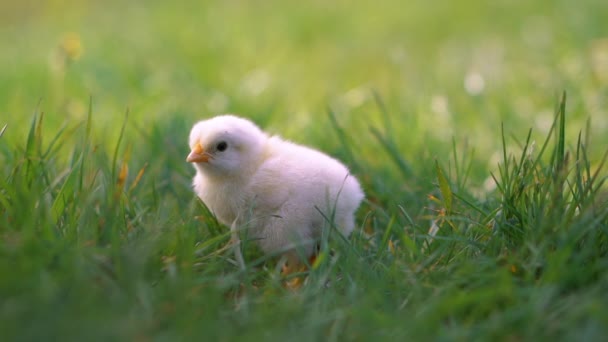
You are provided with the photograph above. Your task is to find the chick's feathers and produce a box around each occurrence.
[189,115,364,257]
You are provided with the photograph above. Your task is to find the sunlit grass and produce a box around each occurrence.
[1,91,606,340]
[1,0,608,340]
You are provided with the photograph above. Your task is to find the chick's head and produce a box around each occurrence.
[187,115,268,177]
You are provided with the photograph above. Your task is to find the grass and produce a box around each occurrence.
[1,0,608,340]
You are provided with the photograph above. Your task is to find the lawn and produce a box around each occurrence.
[1,0,607,340]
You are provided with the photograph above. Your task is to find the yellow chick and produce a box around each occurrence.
[187,115,364,283]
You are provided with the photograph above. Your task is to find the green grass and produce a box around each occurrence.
[1,0,608,340]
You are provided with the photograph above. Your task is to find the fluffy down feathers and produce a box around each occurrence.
[187,115,364,258]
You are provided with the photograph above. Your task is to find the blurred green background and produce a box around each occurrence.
[2,0,607,160]
[1,0,608,340]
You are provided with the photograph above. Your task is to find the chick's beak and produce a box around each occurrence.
[186,142,210,163]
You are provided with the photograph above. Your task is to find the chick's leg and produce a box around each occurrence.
[281,252,306,289]
[230,218,245,270]
[281,250,317,290]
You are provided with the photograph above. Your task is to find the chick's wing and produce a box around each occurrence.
[248,156,292,215]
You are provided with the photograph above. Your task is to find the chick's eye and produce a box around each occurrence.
[216,141,228,152]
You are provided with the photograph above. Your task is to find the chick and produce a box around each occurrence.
[187,115,364,283]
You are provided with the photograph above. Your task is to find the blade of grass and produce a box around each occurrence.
[372,89,392,139]
[42,122,79,159]
[379,214,397,259]
[111,109,129,187]
[556,91,566,171]
[436,160,453,214]
[451,138,461,188]
[370,126,414,179]
[327,107,359,170]
[25,111,38,158]
[78,97,93,192]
